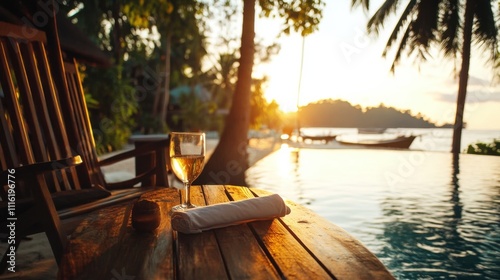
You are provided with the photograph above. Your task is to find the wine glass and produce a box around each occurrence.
[169,132,205,211]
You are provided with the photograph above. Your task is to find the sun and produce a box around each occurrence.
[277,98,299,113]
[260,63,301,113]
[264,87,299,113]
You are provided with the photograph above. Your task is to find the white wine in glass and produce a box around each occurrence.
[169,132,205,211]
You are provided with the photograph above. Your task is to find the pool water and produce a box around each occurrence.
[245,145,500,279]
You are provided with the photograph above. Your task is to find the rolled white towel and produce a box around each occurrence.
[171,194,291,234]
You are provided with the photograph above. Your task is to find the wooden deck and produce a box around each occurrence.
[58,185,394,279]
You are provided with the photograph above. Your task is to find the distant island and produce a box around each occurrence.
[292,99,453,128]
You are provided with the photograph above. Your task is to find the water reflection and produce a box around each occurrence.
[374,153,500,279]
[288,145,304,203]
[246,148,500,279]
[274,144,311,205]
[451,154,462,220]
[370,153,499,279]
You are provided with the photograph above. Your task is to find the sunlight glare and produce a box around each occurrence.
[276,144,299,179]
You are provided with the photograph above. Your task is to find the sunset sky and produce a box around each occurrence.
[252,0,500,130]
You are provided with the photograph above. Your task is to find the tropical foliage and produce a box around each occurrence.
[351,0,499,154]
[61,1,209,152]
[83,65,138,154]
[250,78,283,130]
[176,90,217,132]
[466,139,500,156]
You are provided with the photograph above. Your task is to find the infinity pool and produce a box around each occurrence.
[246,146,500,279]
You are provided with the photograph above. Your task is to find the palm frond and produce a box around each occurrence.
[411,0,440,48]
[382,0,417,57]
[473,0,498,55]
[351,0,370,11]
[360,0,498,75]
[367,0,399,35]
[389,22,412,73]
[440,0,461,58]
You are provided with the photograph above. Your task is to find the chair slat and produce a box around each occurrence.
[6,39,50,163]
[0,87,17,170]
[0,38,34,166]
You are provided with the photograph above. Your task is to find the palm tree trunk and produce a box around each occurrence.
[159,33,172,125]
[451,1,475,154]
[112,0,123,65]
[152,33,172,131]
[195,0,255,185]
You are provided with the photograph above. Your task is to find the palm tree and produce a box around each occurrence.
[352,0,498,154]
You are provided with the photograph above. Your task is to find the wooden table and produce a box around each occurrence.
[58,185,394,279]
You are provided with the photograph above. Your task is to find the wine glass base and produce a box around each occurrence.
[171,203,197,213]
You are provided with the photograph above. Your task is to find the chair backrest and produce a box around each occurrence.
[63,59,107,187]
[0,21,88,199]
[0,21,78,264]
[1,17,168,194]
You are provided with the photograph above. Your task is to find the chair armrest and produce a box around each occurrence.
[1,156,82,181]
[0,156,82,201]
[98,139,170,188]
[98,139,169,167]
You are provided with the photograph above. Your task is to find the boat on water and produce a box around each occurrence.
[336,135,417,149]
[357,127,387,134]
[301,134,337,144]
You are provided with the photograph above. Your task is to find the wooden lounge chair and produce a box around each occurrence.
[0,156,83,271]
[0,16,168,271]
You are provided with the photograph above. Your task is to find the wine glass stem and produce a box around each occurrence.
[181,182,191,207]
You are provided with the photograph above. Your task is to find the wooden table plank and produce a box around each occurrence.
[139,188,177,279]
[58,202,132,279]
[59,188,177,279]
[250,187,395,280]
[227,186,335,279]
[175,186,228,280]
[203,185,281,279]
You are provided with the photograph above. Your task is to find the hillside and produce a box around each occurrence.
[295,99,450,128]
